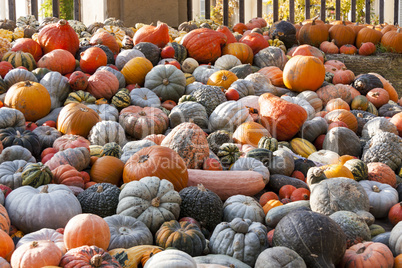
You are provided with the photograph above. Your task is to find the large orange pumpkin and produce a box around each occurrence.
[298,17,329,47]
[291,44,325,63]
[133,23,170,48]
[340,242,394,268]
[57,103,100,137]
[37,49,76,75]
[283,55,325,92]
[4,81,51,121]
[90,31,120,55]
[222,42,254,64]
[258,93,308,141]
[37,19,79,55]
[328,22,356,47]
[64,213,110,251]
[367,162,397,187]
[233,121,271,147]
[355,26,383,48]
[217,25,237,44]
[123,145,188,191]
[121,57,153,86]
[90,156,124,186]
[0,229,14,261]
[181,28,227,64]
[0,204,10,235]
[86,70,120,99]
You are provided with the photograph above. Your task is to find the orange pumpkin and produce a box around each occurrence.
[339,44,358,55]
[258,66,284,87]
[0,205,10,235]
[53,134,90,151]
[52,164,86,188]
[90,156,124,186]
[381,28,402,53]
[316,84,356,105]
[0,229,14,261]
[355,26,383,48]
[143,134,166,145]
[216,25,237,44]
[233,23,248,34]
[347,22,367,35]
[57,103,100,137]
[207,70,238,89]
[319,40,339,54]
[390,112,402,137]
[123,145,188,191]
[278,185,296,199]
[87,70,120,100]
[290,188,310,201]
[258,93,308,141]
[37,49,76,75]
[324,109,358,133]
[259,191,279,206]
[11,38,43,62]
[4,81,51,121]
[367,162,397,187]
[79,47,107,74]
[332,68,355,85]
[325,98,350,112]
[328,22,356,47]
[388,202,402,226]
[396,254,402,268]
[369,72,399,102]
[263,199,283,215]
[133,23,170,48]
[64,214,110,251]
[90,31,120,55]
[283,55,325,92]
[291,44,325,63]
[340,242,394,268]
[37,19,79,55]
[298,17,329,47]
[239,32,269,55]
[320,164,354,179]
[222,42,254,64]
[121,57,153,86]
[233,121,270,147]
[10,240,63,268]
[366,88,389,108]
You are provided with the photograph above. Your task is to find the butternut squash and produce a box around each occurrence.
[187,169,265,200]
[109,245,163,268]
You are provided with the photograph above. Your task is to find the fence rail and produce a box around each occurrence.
[4,0,401,27]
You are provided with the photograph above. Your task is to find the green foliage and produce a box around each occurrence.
[40,0,74,20]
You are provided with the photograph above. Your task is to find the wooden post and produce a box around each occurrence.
[365,0,370,23]
[239,0,244,23]
[187,0,192,21]
[336,0,340,20]
[31,0,38,18]
[223,0,229,25]
[305,0,310,20]
[205,0,210,19]
[74,0,80,21]
[395,0,399,25]
[273,0,279,23]
[52,0,59,18]
[379,0,384,23]
[351,0,356,22]
[289,0,294,23]
[257,0,262,18]
[8,0,16,21]
[320,0,325,22]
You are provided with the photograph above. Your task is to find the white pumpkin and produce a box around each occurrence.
[214,55,242,70]
[88,121,127,147]
[129,87,161,108]
[297,90,323,113]
[115,48,146,70]
[244,73,278,96]
[145,249,197,268]
[40,71,70,110]
[308,150,340,165]
[209,101,253,132]
[230,157,270,184]
[192,65,220,84]
[87,104,119,121]
[121,140,157,163]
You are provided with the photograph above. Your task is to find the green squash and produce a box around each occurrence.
[0,127,41,158]
[0,77,7,94]
[111,89,131,109]
[258,136,278,152]
[21,162,53,188]
[207,130,233,155]
[2,51,36,71]
[217,143,241,167]
[369,224,385,238]
[343,159,368,181]
[167,42,188,63]
[64,90,96,105]
[245,148,273,166]
[178,94,197,104]
[101,142,122,158]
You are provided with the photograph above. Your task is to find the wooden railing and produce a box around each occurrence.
[187,0,400,26]
[4,0,400,27]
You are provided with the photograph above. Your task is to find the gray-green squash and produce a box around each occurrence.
[209,101,252,132]
[255,247,307,268]
[40,71,70,110]
[223,194,265,223]
[254,46,288,70]
[169,101,208,130]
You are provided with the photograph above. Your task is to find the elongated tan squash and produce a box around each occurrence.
[109,245,163,268]
[187,169,265,200]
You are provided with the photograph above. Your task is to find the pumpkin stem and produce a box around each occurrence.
[58,19,67,26]
[45,130,51,135]
[80,107,89,112]
[90,254,103,267]
[31,241,39,248]
[139,111,147,116]
[151,197,160,207]
[24,81,32,87]
[162,78,170,85]
[16,130,21,137]
[40,185,49,193]
[355,80,364,90]
[356,246,366,254]
[357,113,363,118]
[97,185,103,193]
[138,154,149,163]
[372,185,381,192]
[312,15,319,25]
[197,184,207,192]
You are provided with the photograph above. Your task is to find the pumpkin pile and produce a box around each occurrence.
[0,14,402,268]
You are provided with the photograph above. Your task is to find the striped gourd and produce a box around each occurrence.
[258,136,278,152]
[290,138,317,158]
[178,95,197,104]
[217,143,240,167]
[21,162,53,188]
[167,42,187,63]
[245,148,273,166]
[343,159,368,181]
[2,51,36,71]
[0,77,7,94]
[111,89,131,109]
[64,90,96,105]
[101,142,122,158]
[89,145,103,157]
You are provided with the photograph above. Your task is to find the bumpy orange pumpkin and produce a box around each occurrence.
[86,70,120,99]
[367,162,397,187]
[133,23,170,48]
[258,93,308,141]
[4,81,51,121]
[222,42,254,64]
[123,145,188,191]
[121,57,153,86]
[283,55,325,92]
[57,103,100,137]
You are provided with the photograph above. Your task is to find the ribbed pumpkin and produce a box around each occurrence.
[87,70,120,100]
[161,123,209,169]
[298,17,330,47]
[10,240,63,268]
[320,164,355,179]
[283,55,325,92]
[133,23,169,48]
[101,142,122,158]
[121,57,153,86]
[367,162,397,188]
[257,66,284,87]
[21,162,53,188]
[326,98,350,112]
[258,136,279,152]
[207,70,238,90]
[90,156,124,186]
[222,42,254,64]
[52,164,86,188]
[37,19,79,55]
[258,93,308,141]
[123,146,188,191]
[344,159,368,181]
[340,242,394,268]
[381,28,402,53]
[356,26,383,48]
[328,22,356,47]
[60,245,120,267]
[1,51,36,71]
[57,103,100,137]
[4,81,51,121]
[324,109,358,133]
[37,49,76,75]
[291,44,325,63]
[90,31,119,55]
[233,121,270,148]
[64,213,111,251]
[263,199,283,215]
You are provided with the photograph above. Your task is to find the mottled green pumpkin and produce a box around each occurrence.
[217,143,241,167]
[111,89,131,109]
[32,68,52,81]
[167,42,188,63]
[344,159,368,181]
[0,78,7,94]
[178,95,197,104]
[207,130,233,155]
[21,162,53,188]
[101,142,122,158]
[258,136,278,152]
[245,148,273,166]
[64,90,96,105]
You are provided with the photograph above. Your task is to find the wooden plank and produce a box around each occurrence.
[320,0,325,22]
[379,0,384,23]
[257,0,262,18]
[74,0,80,21]
[351,0,356,22]
[52,0,59,18]
[336,0,341,20]
[205,0,210,19]
[273,0,279,23]
[289,0,294,23]
[305,0,310,20]
[395,0,399,25]
[187,0,192,21]
[365,0,370,23]
[223,0,229,25]
[8,0,15,21]
[31,0,38,18]
[239,0,244,23]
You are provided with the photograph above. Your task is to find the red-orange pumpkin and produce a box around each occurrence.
[37,19,79,55]
[79,47,107,74]
[68,71,89,91]
[324,109,358,133]
[369,72,399,102]
[0,205,10,235]
[52,164,85,188]
[133,23,170,48]
[340,44,357,55]
[259,192,279,206]
[217,25,237,44]
[239,32,269,55]
[366,88,389,108]
[123,145,188,191]
[356,26,383,48]
[90,31,120,55]
[291,44,324,63]
[233,23,248,34]
[258,66,284,87]
[11,38,43,62]
[389,202,402,226]
[367,162,397,187]
[53,134,90,151]
[332,68,355,85]
[37,49,76,75]
[90,156,124,186]
[86,70,120,100]
[319,40,339,54]
[258,93,308,141]
[143,134,166,145]
[381,28,402,53]
[390,112,402,137]
[340,242,394,268]
[358,42,376,55]
[0,229,14,261]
